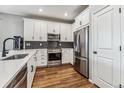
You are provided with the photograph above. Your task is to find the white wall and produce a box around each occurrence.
[0,13,23,52]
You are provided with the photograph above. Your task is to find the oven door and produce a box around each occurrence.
[48,53,61,61]
[48,53,62,67]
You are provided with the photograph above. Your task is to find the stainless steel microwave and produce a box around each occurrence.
[47,33,60,41]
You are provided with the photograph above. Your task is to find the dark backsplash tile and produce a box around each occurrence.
[25,41,47,49]
[25,41,74,49]
[61,42,74,48]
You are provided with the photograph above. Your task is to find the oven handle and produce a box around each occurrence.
[14,71,27,88]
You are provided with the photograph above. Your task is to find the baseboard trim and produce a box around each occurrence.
[88,79,94,84]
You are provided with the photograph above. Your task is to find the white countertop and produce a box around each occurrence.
[0,49,37,88]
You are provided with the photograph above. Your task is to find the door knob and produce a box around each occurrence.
[93,51,97,54]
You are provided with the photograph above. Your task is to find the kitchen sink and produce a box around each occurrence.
[2,54,28,61]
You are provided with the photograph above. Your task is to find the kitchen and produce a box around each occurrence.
[0,5,124,88]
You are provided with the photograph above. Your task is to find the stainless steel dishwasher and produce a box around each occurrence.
[6,64,27,88]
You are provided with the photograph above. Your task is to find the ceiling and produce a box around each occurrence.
[0,5,88,22]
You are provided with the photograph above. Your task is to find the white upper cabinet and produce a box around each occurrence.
[47,22,60,34]
[24,18,73,42]
[74,7,89,30]
[40,21,47,41]
[34,20,41,41]
[24,19,34,41]
[24,18,47,41]
[60,23,73,42]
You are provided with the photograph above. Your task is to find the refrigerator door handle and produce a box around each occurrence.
[93,51,97,54]
[85,27,89,57]
[77,33,80,53]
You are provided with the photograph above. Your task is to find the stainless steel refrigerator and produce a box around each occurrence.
[74,26,89,78]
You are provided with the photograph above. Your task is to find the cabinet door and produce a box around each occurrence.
[62,49,73,64]
[67,25,73,41]
[75,17,80,29]
[93,6,120,88]
[27,55,36,88]
[60,23,66,41]
[34,21,41,41]
[36,49,47,66]
[75,8,89,29]
[47,22,53,33]
[54,22,60,34]
[40,21,47,41]
[80,8,89,27]
[48,22,60,34]
[60,23,73,42]
[24,19,34,41]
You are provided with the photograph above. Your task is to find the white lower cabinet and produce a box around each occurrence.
[36,49,47,67]
[27,53,36,88]
[62,48,73,65]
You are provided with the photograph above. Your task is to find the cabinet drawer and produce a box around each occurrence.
[37,60,47,66]
[37,57,47,60]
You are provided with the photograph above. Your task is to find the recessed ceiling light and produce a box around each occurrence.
[39,8,43,12]
[64,12,68,16]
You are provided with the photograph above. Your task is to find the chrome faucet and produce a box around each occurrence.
[2,38,18,57]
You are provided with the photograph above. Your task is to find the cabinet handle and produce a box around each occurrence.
[32,36,34,39]
[65,37,67,40]
[31,65,33,72]
[40,36,42,40]
[53,29,55,32]
[80,21,82,25]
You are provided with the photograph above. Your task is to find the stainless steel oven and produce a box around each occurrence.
[48,49,62,67]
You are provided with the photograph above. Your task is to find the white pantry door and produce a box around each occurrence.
[93,6,121,88]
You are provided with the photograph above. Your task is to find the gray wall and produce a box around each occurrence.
[0,13,23,52]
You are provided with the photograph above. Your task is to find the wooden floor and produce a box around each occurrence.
[32,64,97,88]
